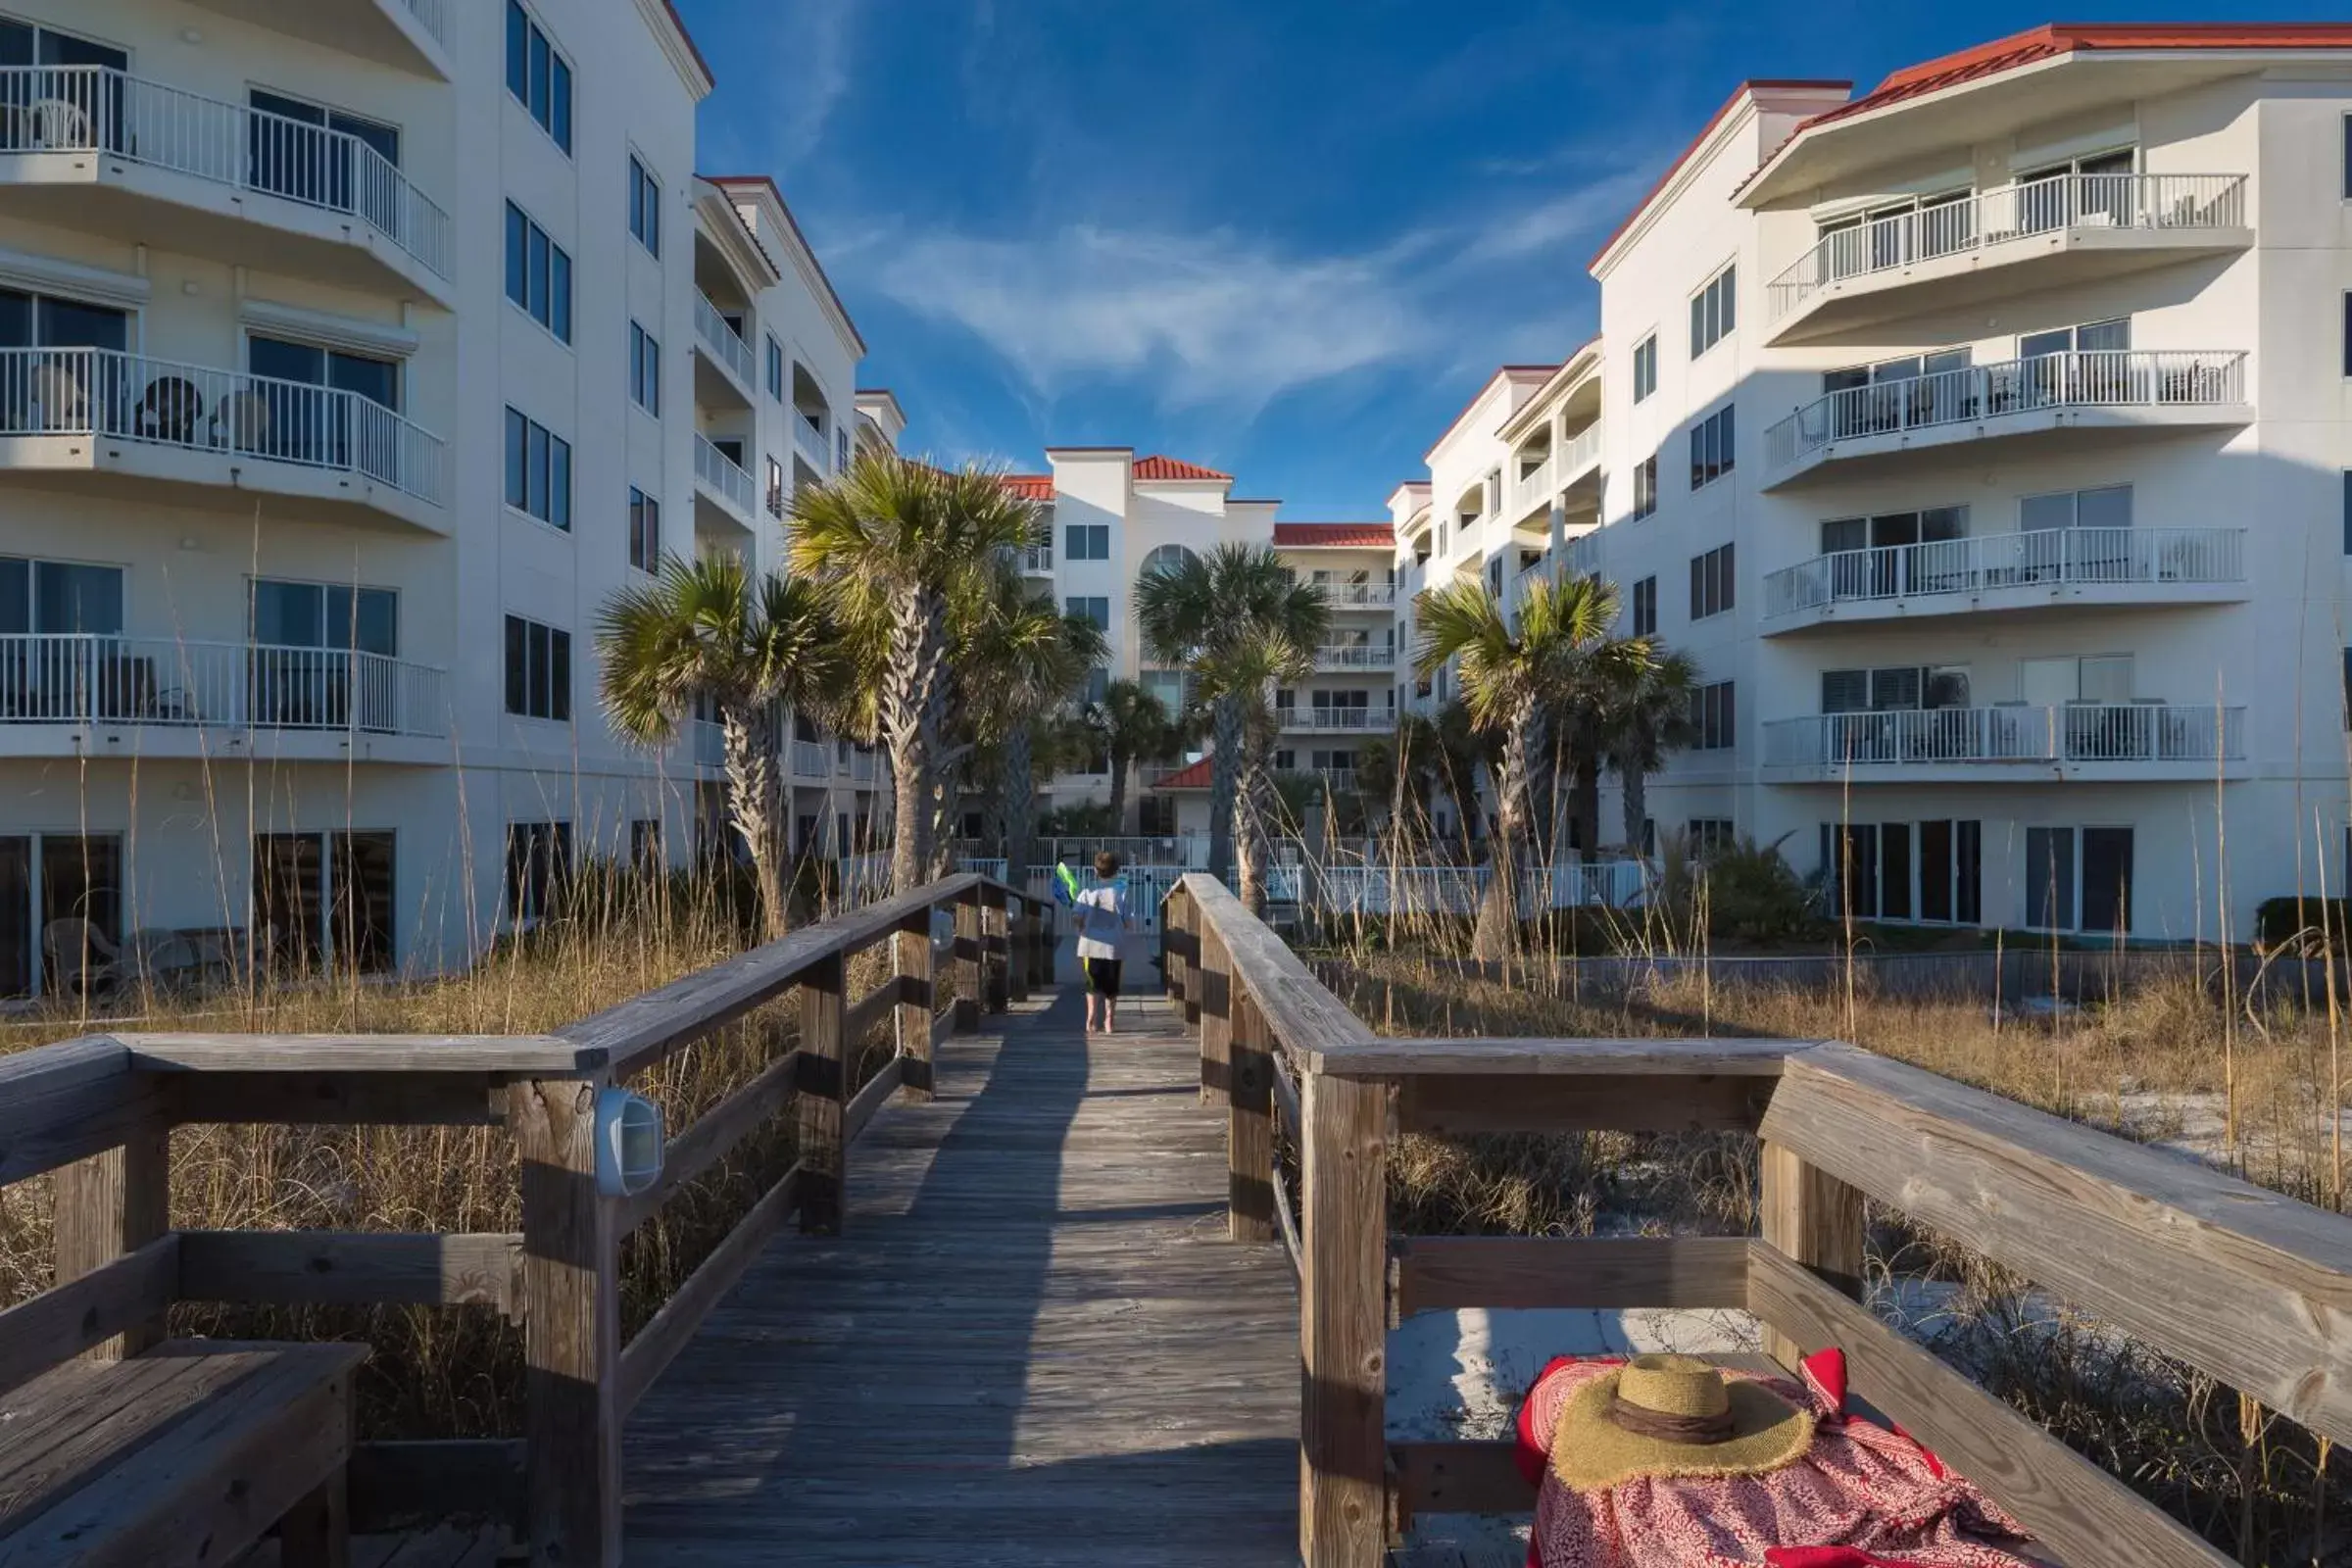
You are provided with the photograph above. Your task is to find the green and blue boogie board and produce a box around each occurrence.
[1054,861,1082,906]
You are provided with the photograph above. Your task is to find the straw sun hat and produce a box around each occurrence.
[1548,1354,1816,1491]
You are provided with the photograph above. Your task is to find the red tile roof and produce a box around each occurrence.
[1274,523,1394,549]
[1586,79,1851,272]
[1802,24,2352,134]
[1133,455,1232,482]
[1151,757,1214,791]
[1001,474,1055,500]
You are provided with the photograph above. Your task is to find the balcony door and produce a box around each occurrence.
[247,87,401,228]
[250,578,397,730]
[0,19,127,154]
[247,334,399,479]
[0,286,131,438]
[1821,507,1968,599]
[1,556,126,721]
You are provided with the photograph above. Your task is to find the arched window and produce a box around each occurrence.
[1139,544,1198,581]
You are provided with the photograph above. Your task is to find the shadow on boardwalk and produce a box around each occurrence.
[622,988,1298,1566]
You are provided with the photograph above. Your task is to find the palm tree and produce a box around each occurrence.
[955,565,1105,884]
[595,553,845,940]
[792,454,1045,896]
[1194,626,1316,912]
[1134,543,1329,888]
[1412,574,1647,959]
[1601,646,1700,853]
[1085,678,1182,832]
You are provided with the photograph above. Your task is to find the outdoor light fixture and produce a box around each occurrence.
[595,1088,665,1198]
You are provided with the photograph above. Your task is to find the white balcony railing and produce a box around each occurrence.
[0,346,445,504]
[1282,707,1395,733]
[398,0,454,51]
[791,739,827,778]
[0,66,453,281]
[692,719,724,768]
[1768,173,2247,320]
[0,634,447,737]
[693,433,755,516]
[1319,581,1396,609]
[1765,350,2246,473]
[1314,768,1359,795]
[1314,643,1396,669]
[1021,542,1054,575]
[1509,421,1602,519]
[792,415,827,474]
[1763,704,2246,770]
[1762,526,2247,619]
[693,293,757,389]
[849,748,876,782]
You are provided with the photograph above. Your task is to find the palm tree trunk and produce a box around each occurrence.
[1206,694,1242,885]
[721,704,789,941]
[1108,746,1131,834]
[1620,744,1649,855]
[1003,725,1036,895]
[884,588,951,895]
[1234,752,1270,915]
[1473,715,1534,963]
[1572,755,1602,862]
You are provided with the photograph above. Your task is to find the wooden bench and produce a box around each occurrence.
[0,1340,364,1568]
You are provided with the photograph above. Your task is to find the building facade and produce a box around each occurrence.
[1392,24,2352,940]
[0,0,879,993]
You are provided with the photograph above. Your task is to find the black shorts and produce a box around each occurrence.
[1085,957,1123,997]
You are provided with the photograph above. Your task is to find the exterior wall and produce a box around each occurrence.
[0,0,874,990]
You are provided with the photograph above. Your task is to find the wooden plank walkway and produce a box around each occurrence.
[622,988,1300,1565]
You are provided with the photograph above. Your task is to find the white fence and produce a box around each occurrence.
[1763,704,2246,769]
[1761,526,2246,618]
[1313,643,1395,669]
[1315,859,1649,917]
[1767,172,2246,319]
[693,433,755,515]
[0,634,447,737]
[0,346,446,504]
[1765,349,2246,472]
[1281,707,1396,733]
[693,293,757,388]
[791,416,828,474]
[0,65,452,280]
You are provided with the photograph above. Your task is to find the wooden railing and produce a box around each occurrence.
[0,872,1049,1568]
[1160,871,2352,1568]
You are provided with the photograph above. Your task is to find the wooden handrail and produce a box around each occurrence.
[0,872,1047,1568]
[1160,869,2352,1568]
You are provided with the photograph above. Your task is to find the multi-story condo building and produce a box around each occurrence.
[1396,23,2352,940]
[0,0,878,994]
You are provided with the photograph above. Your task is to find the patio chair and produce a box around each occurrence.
[41,916,122,997]
[209,388,271,453]
[25,96,90,151]
[28,355,87,432]
[135,374,203,445]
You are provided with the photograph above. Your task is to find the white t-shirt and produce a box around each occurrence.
[1074,883,1128,960]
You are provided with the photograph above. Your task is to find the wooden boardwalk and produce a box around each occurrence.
[622,987,1301,1565]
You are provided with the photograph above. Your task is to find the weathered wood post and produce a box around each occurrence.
[981,883,1009,1014]
[1161,886,1184,1003]
[1228,987,1276,1243]
[51,1082,169,1360]
[1300,1067,1388,1567]
[1757,1141,1865,1367]
[1200,923,1232,1106]
[514,1075,621,1568]
[798,953,847,1234]
[954,886,983,1033]
[1008,895,1032,1004]
[894,906,935,1101]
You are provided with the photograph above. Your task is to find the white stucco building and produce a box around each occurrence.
[0,0,879,993]
[1395,22,2352,940]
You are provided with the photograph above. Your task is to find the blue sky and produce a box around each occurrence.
[682,1,2341,517]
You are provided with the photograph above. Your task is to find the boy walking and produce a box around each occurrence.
[1073,853,1132,1033]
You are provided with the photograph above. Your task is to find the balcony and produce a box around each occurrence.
[1313,643,1395,670]
[792,415,828,476]
[1507,420,1603,525]
[791,739,827,779]
[0,634,448,762]
[0,347,445,531]
[1762,350,2248,487]
[693,293,757,409]
[183,0,453,78]
[691,719,724,771]
[1320,581,1396,610]
[1020,542,1054,577]
[1761,527,2247,633]
[1762,703,2246,783]
[0,67,453,304]
[849,748,876,783]
[1282,708,1394,734]
[693,434,756,536]
[1766,174,2249,344]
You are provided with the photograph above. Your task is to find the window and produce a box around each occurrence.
[248,333,398,422]
[1487,556,1503,598]
[1820,665,1971,713]
[248,579,397,725]
[1918,819,1983,925]
[1065,523,1110,562]
[247,88,400,217]
[1688,404,1735,490]
[628,487,660,572]
[251,831,396,972]
[503,614,570,721]
[627,154,660,256]
[1084,666,1109,705]
[2345,291,2352,377]
[628,321,661,416]
[1632,455,1658,520]
[2020,318,2129,361]
[1631,575,1656,638]
[1687,818,1735,858]
[2025,826,2134,934]
[1140,544,1197,579]
[1690,680,1735,750]
[505,1,572,154]
[1066,596,1110,631]
[766,457,784,518]
[1632,333,1657,403]
[765,335,784,400]
[631,819,663,872]
[503,408,572,529]
[2345,471,2352,557]
[504,202,571,342]
[2344,113,2352,200]
[0,558,124,636]
[1689,264,1736,357]
[505,821,572,924]
[1688,544,1734,620]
